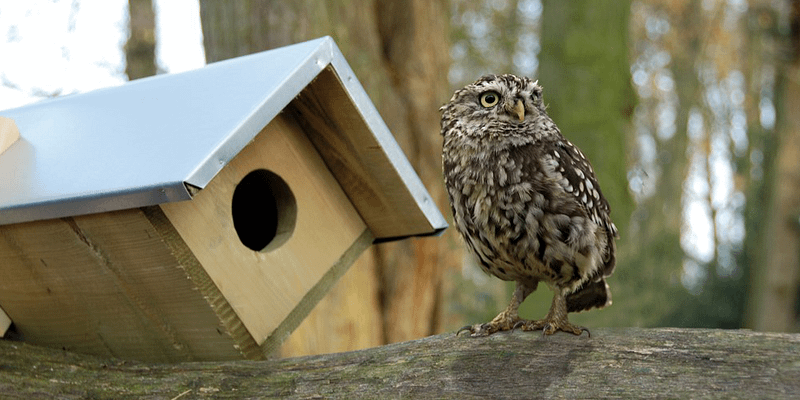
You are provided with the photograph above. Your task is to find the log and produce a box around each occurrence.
[1,328,798,399]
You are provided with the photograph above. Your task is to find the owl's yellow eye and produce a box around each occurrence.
[479,91,500,107]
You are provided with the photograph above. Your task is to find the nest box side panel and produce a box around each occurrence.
[290,67,438,239]
[160,112,369,351]
[0,305,10,337]
[0,208,242,362]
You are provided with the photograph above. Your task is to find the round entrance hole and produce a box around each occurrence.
[231,169,297,252]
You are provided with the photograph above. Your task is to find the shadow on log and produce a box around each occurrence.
[1,328,799,399]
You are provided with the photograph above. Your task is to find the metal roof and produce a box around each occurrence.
[0,37,447,237]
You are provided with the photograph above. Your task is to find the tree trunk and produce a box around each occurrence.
[748,0,800,332]
[533,0,635,323]
[373,0,455,343]
[1,328,798,399]
[124,0,157,80]
[538,0,635,232]
[197,0,457,357]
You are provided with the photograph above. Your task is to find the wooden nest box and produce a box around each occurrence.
[0,37,447,362]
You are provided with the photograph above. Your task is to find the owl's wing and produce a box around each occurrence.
[515,138,618,279]
[549,141,615,233]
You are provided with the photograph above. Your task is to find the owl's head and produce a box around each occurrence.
[440,74,547,138]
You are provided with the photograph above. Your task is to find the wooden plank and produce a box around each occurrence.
[0,304,10,337]
[141,206,263,360]
[261,228,374,356]
[278,248,383,357]
[289,66,437,239]
[160,111,368,349]
[0,209,242,362]
[0,116,20,155]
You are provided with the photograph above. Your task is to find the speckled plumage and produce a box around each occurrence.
[441,74,618,336]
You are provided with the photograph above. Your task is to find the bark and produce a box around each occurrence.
[748,0,800,332]
[1,328,798,399]
[373,0,456,343]
[124,0,157,80]
[197,1,457,356]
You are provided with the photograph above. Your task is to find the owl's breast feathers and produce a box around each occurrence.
[443,134,616,299]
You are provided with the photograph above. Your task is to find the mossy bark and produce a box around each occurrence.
[1,328,799,399]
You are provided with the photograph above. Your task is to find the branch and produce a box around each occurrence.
[1,328,798,399]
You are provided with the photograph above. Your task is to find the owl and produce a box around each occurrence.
[440,74,618,336]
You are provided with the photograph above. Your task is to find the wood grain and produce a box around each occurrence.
[0,209,240,362]
[290,67,437,239]
[0,328,798,399]
[160,111,368,348]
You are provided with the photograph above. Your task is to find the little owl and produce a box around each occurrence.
[440,74,619,336]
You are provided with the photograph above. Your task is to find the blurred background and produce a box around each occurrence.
[1,0,798,358]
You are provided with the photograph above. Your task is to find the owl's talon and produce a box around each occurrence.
[456,324,489,337]
[514,318,589,337]
[456,325,475,336]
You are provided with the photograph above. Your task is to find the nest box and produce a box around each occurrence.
[0,37,447,362]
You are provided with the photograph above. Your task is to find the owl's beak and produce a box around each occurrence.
[512,100,525,122]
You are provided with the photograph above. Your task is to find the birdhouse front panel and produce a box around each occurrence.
[159,111,371,351]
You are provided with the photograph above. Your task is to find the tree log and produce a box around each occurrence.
[1,328,798,399]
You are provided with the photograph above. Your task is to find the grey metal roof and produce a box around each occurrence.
[0,37,447,237]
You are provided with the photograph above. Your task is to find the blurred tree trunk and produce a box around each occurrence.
[621,0,706,328]
[538,0,635,232]
[534,0,635,324]
[124,0,156,80]
[198,0,457,357]
[746,0,800,332]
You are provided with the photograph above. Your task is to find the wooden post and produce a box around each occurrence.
[0,117,20,155]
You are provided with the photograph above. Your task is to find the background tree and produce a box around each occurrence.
[124,0,156,80]
[745,0,800,332]
[534,0,636,327]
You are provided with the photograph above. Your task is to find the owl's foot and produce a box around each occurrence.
[511,289,591,337]
[457,282,538,337]
[512,318,590,337]
[456,309,520,337]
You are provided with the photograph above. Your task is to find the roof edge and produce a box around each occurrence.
[0,181,191,226]
[183,37,336,189]
[326,44,449,234]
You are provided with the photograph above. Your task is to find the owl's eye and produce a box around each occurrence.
[479,91,500,108]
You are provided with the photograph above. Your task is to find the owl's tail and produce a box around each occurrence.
[566,277,612,313]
